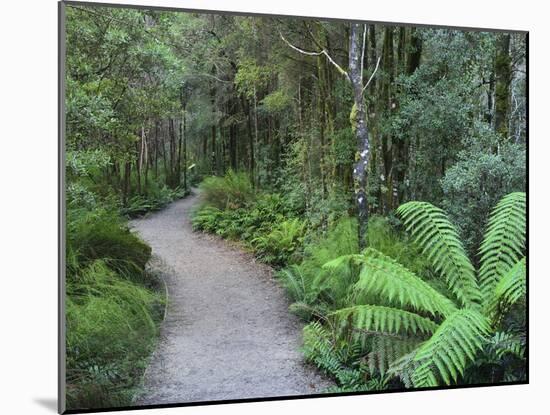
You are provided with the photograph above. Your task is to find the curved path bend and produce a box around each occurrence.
[130,192,331,405]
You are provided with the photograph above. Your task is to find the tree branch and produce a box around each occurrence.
[279,31,351,82]
[360,24,367,80]
[362,56,381,93]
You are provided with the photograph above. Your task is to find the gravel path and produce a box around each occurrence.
[130,191,332,405]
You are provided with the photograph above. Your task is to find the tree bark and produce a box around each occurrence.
[349,23,370,249]
[182,106,187,190]
[494,33,511,140]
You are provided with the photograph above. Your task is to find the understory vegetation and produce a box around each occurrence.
[65,157,167,409]
[64,3,527,408]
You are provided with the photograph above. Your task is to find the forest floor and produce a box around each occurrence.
[130,190,332,405]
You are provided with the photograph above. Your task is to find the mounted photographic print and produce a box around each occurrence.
[58,1,528,413]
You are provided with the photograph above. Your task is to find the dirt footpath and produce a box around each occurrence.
[130,192,332,405]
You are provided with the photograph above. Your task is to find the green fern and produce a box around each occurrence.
[411,309,490,387]
[302,321,367,389]
[353,248,458,318]
[479,192,526,304]
[330,305,439,337]
[397,202,480,307]
[489,257,526,316]
[366,334,423,377]
[487,331,525,359]
[307,193,526,389]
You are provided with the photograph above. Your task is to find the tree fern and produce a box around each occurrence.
[411,309,490,387]
[397,202,480,307]
[479,192,526,303]
[302,321,367,389]
[386,349,422,388]
[489,257,526,316]
[304,193,526,390]
[329,305,439,337]
[352,248,458,318]
[487,331,525,360]
[366,334,423,377]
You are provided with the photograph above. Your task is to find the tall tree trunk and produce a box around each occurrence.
[154,121,159,179]
[317,53,327,199]
[135,139,142,195]
[253,85,259,185]
[182,106,187,190]
[394,28,422,206]
[494,33,511,141]
[211,124,216,175]
[142,125,149,195]
[245,98,255,186]
[349,23,370,249]
[380,27,395,213]
[123,160,131,207]
[168,119,178,188]
[177,119,183,187]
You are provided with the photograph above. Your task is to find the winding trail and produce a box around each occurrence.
[130,191,331,405]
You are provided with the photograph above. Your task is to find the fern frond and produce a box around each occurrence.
[302,321,365,388]
[487,331,526,359]
[411,309,490,387]
[353,248,458,318]
[276,266,307,302]
[302,321,343,376]
[488,258,526,316]
[322,254,363,271]
[479,192,526,303]
[366,334,423,377]
[386,349,423,388]
[330,305,439,337]
[397,201,480,307]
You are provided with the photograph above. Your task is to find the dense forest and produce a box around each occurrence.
[64,4,527,410]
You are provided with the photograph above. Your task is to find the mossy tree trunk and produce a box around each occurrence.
[349,23,370,249]
[494,33,511,141]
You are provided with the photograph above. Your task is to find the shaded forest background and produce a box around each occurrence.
[64,4,527,410]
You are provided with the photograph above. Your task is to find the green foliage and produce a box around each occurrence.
[251,218,306,266]
[122,185,188,217]
[276,217,359,315]
[234,58,272,98]
[68,208,151,282]
[66,260,162,409]
[442,130,526,254]
[260,90,292,114]
[479,192,526,304]
[199,170,255,210]
[397,201,480,307]
[191,206,224,232]
[302,322,375,392]
[489,258,526,317]
[192,185,304,266]
[330,305,439,337]
[66,205,162,409]
[411,309,490,387]
[349,248,458,318]
[303,193,526,390]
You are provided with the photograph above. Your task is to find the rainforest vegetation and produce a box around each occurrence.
[64,3,527,409]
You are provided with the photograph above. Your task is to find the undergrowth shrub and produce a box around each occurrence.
[66,205,163,410]
[251,218,306,266]
[192,188,297,266]
[199,170,254,209]
[68,208,151,283]
[122,184,188,217]
[66,260,163,409]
